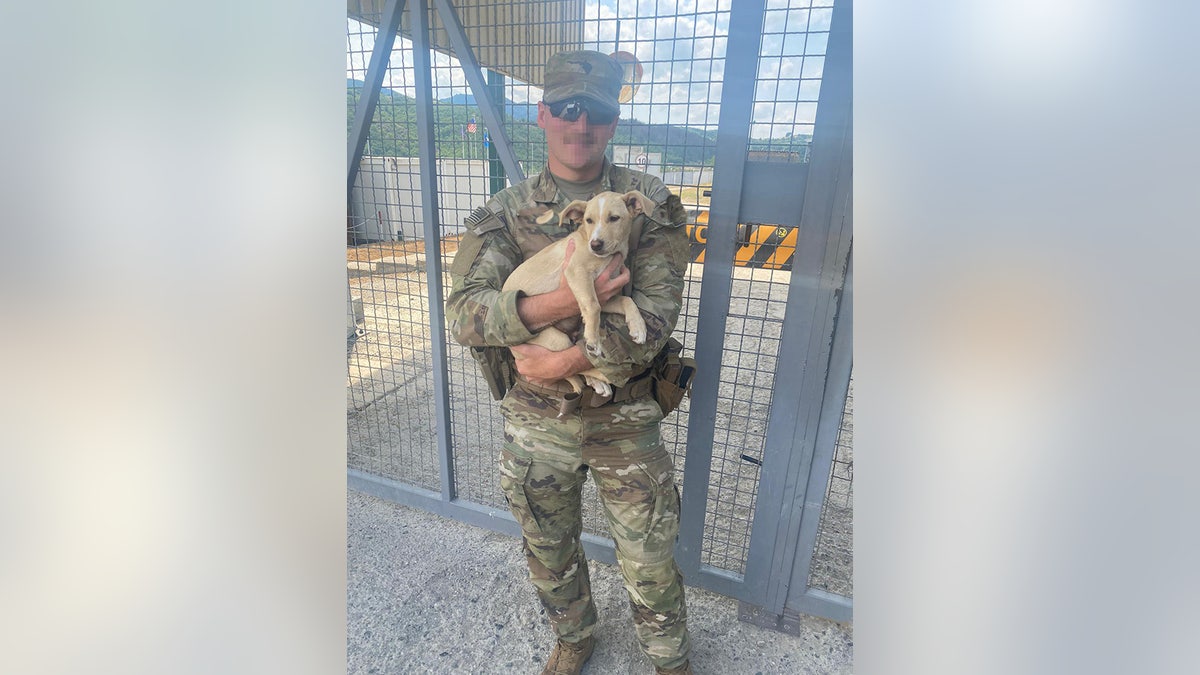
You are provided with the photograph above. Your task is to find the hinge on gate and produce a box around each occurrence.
[736,223,753,246]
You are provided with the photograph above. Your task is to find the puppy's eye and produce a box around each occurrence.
[585,218,593,224]
[608,215,620,222]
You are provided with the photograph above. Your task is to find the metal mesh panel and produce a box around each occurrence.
[347,16,444,492]
[698,0,832,577]
[752,0,831,161]
[700,268,787,575]
[809,374,853,596]
[424,1,556,510]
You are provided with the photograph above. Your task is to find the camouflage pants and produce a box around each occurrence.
[498,384,691,670]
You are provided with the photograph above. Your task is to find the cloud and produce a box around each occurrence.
[348,1,830,137]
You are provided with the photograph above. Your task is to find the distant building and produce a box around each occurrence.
[611,145,663,178]
[748,147,811,163]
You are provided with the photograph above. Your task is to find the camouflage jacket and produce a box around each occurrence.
[446,160,690,387]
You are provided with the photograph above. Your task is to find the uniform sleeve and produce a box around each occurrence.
[445,203,539,348]
[583,182,691,386]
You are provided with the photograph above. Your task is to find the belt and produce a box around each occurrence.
[516,369,655,417]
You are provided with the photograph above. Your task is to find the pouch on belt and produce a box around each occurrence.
[652,337,697,416]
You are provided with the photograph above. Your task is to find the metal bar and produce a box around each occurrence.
[738,162,808,225]
[409,0,456,502]
[689,565,751,599]
[351,468,519,534]
[751,0,854,615]
[350,467,613,549]
[347,0,407,196]
[349,467,619,562]
[432,0,525,184]
[676,0,767,582]
[349,469,769,600]
[743,588,852,630]
[787,242,853,617]
[487,69,507,195]
[791,587,853,625]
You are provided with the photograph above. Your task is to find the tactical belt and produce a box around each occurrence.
[515,368,654,417]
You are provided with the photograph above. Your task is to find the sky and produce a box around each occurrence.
[346,0,833,138]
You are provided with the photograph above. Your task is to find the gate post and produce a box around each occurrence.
[676,0,768,583]
[742,0,854,623]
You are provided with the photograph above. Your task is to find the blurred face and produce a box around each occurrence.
[537,100,618,182]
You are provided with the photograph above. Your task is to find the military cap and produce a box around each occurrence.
[542,50,623,114]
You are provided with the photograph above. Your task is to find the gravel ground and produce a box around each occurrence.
[347,489,853,674]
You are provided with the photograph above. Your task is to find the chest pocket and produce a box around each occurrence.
[512,204,571,260]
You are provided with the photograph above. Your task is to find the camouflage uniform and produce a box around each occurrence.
[445,160,693,670]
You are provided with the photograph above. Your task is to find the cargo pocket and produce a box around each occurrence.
[601,455,680,559]
[641,463,681,553]
[498,450,542,535]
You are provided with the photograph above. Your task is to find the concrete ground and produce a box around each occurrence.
[347,490,854,674]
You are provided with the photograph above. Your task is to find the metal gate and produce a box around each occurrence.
[346,0,852,624]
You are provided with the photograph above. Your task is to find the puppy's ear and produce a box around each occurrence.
[622,190,652,217]
[561,199,588,224]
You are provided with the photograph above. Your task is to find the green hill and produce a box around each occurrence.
[347,80,811,168]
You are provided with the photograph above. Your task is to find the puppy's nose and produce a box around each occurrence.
[590,239,604,252]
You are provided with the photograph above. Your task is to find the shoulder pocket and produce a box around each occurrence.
[450,206,506,276]
[465,205,507,235]
[661,194,687,228]
[643,193,686,230]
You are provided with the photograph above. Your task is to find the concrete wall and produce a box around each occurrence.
[350,157,489,242]
[611,145,663,182]
[661,167,715,187]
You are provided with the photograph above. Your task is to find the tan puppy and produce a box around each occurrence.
[503,190,652,397]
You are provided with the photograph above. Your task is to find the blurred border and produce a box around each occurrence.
[3,2,1199,674]
[1,3,348,673]
[857,2,1200,673]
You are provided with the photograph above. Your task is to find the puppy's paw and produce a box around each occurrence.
[629,320,647,344]
[586,378,612,397]
[585,338,604,358]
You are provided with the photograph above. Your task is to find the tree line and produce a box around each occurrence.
[347,85,812,168]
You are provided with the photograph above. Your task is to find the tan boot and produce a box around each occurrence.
[654,660,693,675]
[540,635,595,675]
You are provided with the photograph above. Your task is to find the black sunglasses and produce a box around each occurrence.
[545,98,618,125]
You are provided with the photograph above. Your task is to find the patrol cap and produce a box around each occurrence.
[542,50,623,114]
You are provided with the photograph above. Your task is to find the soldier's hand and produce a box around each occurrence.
[511,343,571,385]
[557,238,576,289]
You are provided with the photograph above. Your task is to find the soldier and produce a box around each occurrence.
[445,50,694,675]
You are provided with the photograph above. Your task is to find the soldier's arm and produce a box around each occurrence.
[447,205,626,347]
[514,239,629,332]
[511,244,633,384]
[446,205,541,348]
[582,185,690,386]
